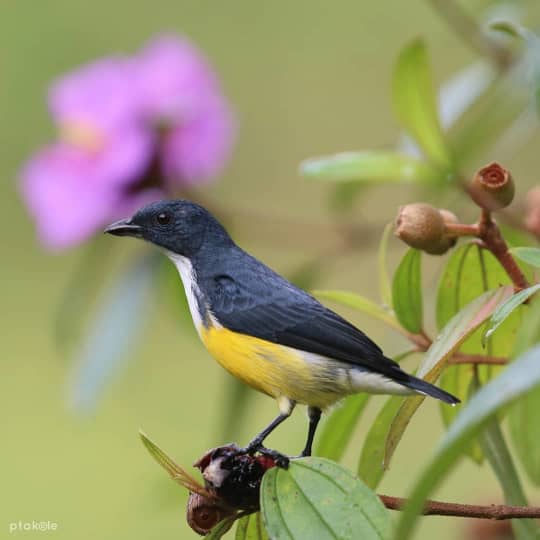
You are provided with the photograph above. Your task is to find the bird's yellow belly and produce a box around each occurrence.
[200,325,350,410]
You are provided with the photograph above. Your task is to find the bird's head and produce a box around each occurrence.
[105,199,232,257]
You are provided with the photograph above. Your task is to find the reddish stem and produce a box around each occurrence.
[379,494,540,519]
[477,210,529,292]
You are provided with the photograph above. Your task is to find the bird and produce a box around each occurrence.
[105,199,459,459]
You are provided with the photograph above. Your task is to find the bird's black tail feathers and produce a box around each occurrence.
[402,374,460,405]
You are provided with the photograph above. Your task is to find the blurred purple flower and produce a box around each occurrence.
[21,35,235,251]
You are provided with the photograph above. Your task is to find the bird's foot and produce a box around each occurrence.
[225,442,289,468]
[257,446,290,468]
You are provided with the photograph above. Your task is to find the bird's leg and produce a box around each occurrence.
[245,412,290,453]
[300,406,322,457]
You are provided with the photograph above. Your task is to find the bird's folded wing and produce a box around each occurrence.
[208,273,409,383]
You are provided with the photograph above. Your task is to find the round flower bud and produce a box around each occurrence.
[186,492,231,536]
[194,445,278,512]
[395,203,450,255]
[525,186,540,237]
[438,208,459,226]
[469,162,515,211]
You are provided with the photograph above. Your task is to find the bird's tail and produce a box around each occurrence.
[402,374,460,405]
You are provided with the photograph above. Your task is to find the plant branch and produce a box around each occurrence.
[445,222,480,237]
[379,495,540,520]
[407,331,507,366]
[478,210,530,291]
[449,352,507,366]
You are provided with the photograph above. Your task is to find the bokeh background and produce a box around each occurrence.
[2,1,540,539]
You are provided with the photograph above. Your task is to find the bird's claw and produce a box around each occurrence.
[224,443,289,468]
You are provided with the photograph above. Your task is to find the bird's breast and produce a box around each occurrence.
[200,325,356,409]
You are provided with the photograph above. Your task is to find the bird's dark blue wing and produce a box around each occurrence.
[203,251,409,383]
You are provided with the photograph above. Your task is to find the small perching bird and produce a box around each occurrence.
[105,200,458,458]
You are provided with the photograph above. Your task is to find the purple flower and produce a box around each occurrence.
[21,35,235,251]
[135,36,235,185]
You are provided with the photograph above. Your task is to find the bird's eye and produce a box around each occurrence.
[157,212,171,225]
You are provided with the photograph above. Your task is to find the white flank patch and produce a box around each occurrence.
[349,370,412,395]
[166,252,204,336]
[293,347,412,396]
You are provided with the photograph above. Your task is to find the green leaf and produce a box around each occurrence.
[313,290,403,333]
[378,223,393,307]
[510,296,540,486]
[358,396,403,489]
[300,151,438,183]
[54,239,111,349]
[69,256,158,412]
[510,247,540,268]
[261,458,391,540]
[384,287,513,468]
[483,284,540,345]
[392,39,452,169]
[510,386,540,486]
[236,513,269,540]
[316,395,370,461]
[448,72,530,169]
[489,21,539,44]
[480,420,538,540]
[436,244,522,464]
[395,343,540,540]
[391,249,423,334]
[206,516,237,540]
[140,431,184,479]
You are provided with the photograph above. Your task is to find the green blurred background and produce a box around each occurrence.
[2,1,539,539]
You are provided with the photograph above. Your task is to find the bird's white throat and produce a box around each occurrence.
[165,252,204,336]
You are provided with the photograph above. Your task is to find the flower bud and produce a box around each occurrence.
[194,445,277,512]
[186,492,233,536]
[395,203,455,255]
[469,162,515,211]
[525,186,540,237]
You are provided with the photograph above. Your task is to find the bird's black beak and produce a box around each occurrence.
[104,218,143,237]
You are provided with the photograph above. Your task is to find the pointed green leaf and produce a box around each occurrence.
[510,247,540,268]
[384,287,513,468]
[439,368,484,464]
[358,396,402,489]
[510,296,540,486]
[483,284,540,345]
[392,249,423,334]
[206,516,237,539]
[392,39,452,169]
[300,151,438,183]
[436,244,522,464]
[140,431,183,479]
[261,458,391,540]
[316,395,370,461]
[510,386,540,486]
[69,256,158,412]
[54,239,111,349]
[313,290,402,333]
[378,223,393,307]
[480,420,538,540]
[236,513,269,540]
[395,343,540,540]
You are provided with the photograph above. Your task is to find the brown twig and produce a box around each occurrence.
[379,494,540,520]
[449,352,507,366]
[478,209,529,291]
[406,331,507,365]
[445,222,480,237]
